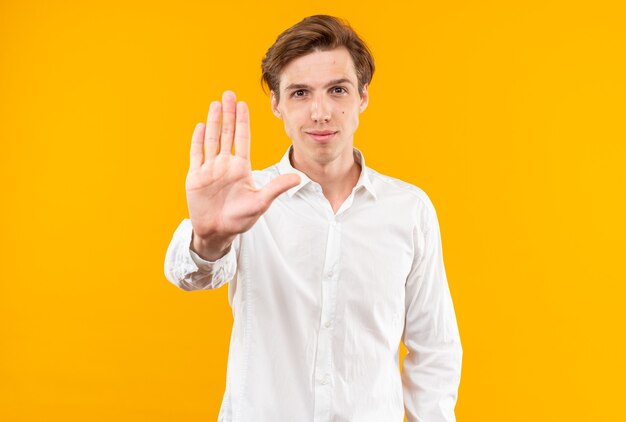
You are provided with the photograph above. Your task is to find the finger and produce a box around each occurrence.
[219,90,236,155]
[190,122,204,170]
[234,101,250,160]
[259,174,301,205]
[204,101,221,160]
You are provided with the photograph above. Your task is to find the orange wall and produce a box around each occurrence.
[1,1,624,420]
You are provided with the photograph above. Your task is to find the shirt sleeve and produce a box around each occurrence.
[163,218,238,291]
[402,199,463,422]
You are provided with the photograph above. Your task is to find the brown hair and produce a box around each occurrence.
[261,15,375,103]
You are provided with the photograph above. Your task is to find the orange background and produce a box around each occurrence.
[1,1,625,420]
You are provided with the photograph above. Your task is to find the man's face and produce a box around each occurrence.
[271,47,368,166]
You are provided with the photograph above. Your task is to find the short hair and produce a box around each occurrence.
[261,15,375,103]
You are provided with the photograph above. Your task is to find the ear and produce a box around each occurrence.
[270,90,282,119]
[359,83,369,113]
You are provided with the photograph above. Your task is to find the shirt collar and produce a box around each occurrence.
[276,145,377,200]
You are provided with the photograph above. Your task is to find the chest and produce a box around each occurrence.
[246,195,416,304]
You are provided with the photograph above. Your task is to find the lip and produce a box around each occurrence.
[305,131,338,142]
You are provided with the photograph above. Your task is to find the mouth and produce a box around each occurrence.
[305,131,338,142]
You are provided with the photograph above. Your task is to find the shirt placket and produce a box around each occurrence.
[313,216,341,422]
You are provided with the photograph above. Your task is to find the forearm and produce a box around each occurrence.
[402,333,463,422]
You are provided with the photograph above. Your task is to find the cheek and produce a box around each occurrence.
[282,119,293,137]
[345,109,360,127]
[282,109,306,127]
[338,103,358,122]
[280,113,301,138]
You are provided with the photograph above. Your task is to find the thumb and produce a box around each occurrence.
[259,173,301,205]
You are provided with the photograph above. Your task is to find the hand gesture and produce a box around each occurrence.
[185,91,300,260]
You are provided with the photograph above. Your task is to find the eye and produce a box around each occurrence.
[291,89,306,98]
[332,86,347,94]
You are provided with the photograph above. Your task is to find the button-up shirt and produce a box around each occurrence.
[164,146,463,422]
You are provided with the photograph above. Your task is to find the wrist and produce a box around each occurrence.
[191,231,234,262]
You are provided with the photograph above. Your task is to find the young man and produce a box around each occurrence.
[165,15,462,422]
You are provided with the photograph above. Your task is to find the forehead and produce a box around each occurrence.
[279,47,358,90]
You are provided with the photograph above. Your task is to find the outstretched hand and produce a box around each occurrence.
[186,90,300,260]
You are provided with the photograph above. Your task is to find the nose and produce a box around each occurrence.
[310,94,331,123]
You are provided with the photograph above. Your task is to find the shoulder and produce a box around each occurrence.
[366,167,439,230]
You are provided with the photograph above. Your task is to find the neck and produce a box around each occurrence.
[290,145,361,213]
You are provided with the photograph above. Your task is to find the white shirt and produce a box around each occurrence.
[164,146,463,422]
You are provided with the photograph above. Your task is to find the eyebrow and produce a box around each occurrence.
[284,78,354,91]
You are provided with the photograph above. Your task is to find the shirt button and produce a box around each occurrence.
[327,270,333,278]
[324,321,332,328]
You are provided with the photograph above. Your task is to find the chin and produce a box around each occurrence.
[294,138,347,162]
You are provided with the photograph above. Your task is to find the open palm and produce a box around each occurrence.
[186,91,300,258]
